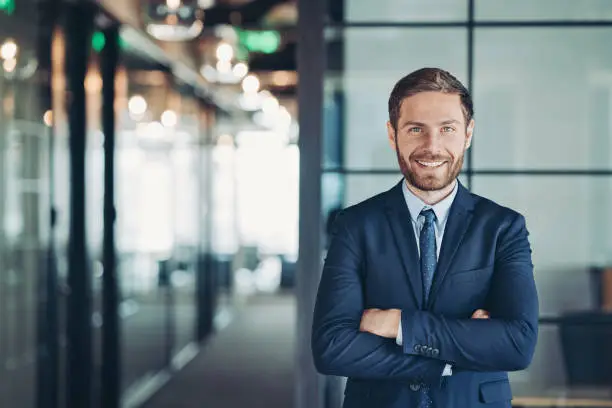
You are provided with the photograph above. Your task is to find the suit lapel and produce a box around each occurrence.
[427,182,476,309]
[385,181,423,308]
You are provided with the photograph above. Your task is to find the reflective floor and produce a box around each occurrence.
[143,293,295,408]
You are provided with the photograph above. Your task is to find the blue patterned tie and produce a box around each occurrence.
[419,208,437,408]
[420,208,437,304]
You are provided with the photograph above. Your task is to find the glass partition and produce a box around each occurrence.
[324,1,612,405]
[0,1,52,407]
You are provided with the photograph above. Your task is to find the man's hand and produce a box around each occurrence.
[359,308,488,339]
[472,309,490,319]
[360,309,401,338]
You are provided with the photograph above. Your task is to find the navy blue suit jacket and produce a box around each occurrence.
[312,180,539,408]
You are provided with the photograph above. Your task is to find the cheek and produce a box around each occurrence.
[447,138,468,156]
[396,140,417,155]
[397,148,415,162]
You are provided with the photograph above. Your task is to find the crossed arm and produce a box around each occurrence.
[311,212,539,383]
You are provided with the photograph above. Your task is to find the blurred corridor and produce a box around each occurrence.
[143,294,295,408]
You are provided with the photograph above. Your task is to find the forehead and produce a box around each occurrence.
[398,92,464,122]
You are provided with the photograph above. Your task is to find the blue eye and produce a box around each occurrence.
[408,127,422,133]
[442,126,455,133]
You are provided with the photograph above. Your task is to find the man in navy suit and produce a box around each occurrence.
[312,67,539,408]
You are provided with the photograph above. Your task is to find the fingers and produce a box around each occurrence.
[471,310,485,318]
[471,309,490,319]
[360,309,377,331]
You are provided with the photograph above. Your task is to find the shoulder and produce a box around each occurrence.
[468,190,528,232]
[331,189,390,232]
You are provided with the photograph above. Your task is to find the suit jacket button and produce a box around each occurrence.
[410,384,421,391]
[413,344,421,353]
[426,347,433,355]
[432,348,439,357]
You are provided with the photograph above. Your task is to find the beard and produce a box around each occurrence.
[396,146,463,192]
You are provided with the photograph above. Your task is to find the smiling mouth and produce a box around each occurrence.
[415,160,446,168]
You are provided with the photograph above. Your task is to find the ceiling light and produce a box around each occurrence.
[261,96,279,115]
[146,20,203,42]
[216,43,234,62]
[167,0,181,10]
[216,60,232,73]
[43,110,53,127]
[197,0,215,9]
[161,110,178,127]
[1,40,17,60]
[242,74,260,94]
[3,58,16,73]
[232,62,248,79]
[128,95,147,116]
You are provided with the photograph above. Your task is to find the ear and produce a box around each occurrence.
[387,121,397,150]
[465,119,475,149]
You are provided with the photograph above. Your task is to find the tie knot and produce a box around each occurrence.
[420,208,436,224]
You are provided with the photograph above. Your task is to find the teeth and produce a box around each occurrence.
[417,160,444,167]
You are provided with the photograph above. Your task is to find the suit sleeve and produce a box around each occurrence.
[400,213,539,372]
[312,212,447,383]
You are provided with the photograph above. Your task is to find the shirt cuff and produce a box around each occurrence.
[442,364,453,376]
[396,318,403,346]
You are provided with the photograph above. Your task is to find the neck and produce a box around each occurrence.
[405,179,457,206]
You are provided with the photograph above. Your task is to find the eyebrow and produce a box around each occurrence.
[401,119,462,128]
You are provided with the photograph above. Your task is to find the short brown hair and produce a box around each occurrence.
[388,67,473,131]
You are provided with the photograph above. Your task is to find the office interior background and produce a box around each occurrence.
[0,0,611,407]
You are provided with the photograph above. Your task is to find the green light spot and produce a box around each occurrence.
[0,0,15,15]
[92,31,106,52]
[236,28,280,54]
[92,32,128,52]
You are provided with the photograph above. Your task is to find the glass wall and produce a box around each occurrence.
[50,21,75,408]
[116,64,172,392]
[324,0,612,405]
[0,1,223,406]
[85,42,106,407]
[210,123,238,314]
[211,110,299,304]
[0,1,52,407]
[169,89,200,358]
[113,52,209,402]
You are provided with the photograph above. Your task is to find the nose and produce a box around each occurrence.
[422,129,441,150]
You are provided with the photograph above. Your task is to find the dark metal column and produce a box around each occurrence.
[466,0,475,190]
[37,0,60,407]
[296,0,326,407]
[101,24,120,408]
[65,3,94,408]
[197,107,215,341]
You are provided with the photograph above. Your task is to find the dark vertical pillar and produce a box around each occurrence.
[65,3,94,408]
[195,104,205,342]
[159,259,175,367]
[296,0,326,407]
[101,24,120,408]
[197,253,216,340]
[466,0,475,190]
[37,0,59,407]
[197,107,214,341]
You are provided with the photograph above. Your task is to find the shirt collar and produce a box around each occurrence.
[402,179,458,225]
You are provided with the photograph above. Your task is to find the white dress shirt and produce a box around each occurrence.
[396,179,459,377]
